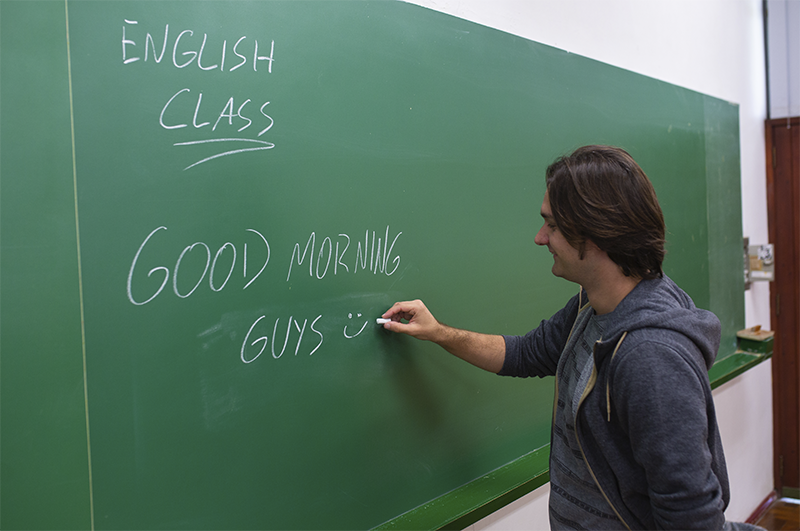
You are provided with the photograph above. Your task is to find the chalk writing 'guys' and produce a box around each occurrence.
[121,20,276,170]
[241,315,324,363]
[239,311,377,364]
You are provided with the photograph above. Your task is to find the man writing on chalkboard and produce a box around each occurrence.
[381,145,736,530]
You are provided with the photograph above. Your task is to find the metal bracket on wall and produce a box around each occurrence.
[744,237,775,290]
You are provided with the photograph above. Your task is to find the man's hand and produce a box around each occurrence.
[381,299,506,374]
[381,299,444,341]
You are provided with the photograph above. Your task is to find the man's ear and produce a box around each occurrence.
[583,239,601,251]
[568,237,587,258]
[580,239,604,260]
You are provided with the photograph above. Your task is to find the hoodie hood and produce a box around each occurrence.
[591,275,721,370]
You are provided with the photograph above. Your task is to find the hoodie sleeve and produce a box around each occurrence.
[498,292,581,378]
[611,335,726,530]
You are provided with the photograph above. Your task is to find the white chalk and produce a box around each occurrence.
[376,318,391,324]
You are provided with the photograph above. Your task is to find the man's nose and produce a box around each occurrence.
[534,226,547,246]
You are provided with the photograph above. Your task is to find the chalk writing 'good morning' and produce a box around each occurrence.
[127,226,404,306]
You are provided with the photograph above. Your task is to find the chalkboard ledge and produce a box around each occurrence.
[374,330,772,531]
[709,327,774,389]
[374,446,550,531]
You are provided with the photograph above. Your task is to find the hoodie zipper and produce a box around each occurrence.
[553,295,592,424]
[573,337,633,531]
[606,331,628,422]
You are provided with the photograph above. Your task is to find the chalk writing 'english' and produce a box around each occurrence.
[121,20,275,73]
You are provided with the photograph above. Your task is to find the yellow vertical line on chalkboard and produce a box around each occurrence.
[64,2,95,530]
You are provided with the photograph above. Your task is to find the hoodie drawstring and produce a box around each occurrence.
[606,331,628,422]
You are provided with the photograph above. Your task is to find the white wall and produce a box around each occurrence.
[767,0,800,118]
[402,0,774,527]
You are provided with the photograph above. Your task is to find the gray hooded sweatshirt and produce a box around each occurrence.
[501,275,729,530]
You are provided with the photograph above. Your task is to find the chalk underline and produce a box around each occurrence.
[174,138,275,171]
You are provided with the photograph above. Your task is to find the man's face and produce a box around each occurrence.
[534,191,584,282]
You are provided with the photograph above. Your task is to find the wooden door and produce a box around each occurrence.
[765,117,800,497]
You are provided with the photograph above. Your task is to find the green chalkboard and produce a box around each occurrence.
[0,1,743,529]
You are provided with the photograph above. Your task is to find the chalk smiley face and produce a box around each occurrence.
[343,312,369,338]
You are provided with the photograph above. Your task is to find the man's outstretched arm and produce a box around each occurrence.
[381,299,506,374]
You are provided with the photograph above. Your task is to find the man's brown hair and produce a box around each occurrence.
[545,145,666,280]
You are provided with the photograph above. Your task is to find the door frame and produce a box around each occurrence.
[764,116,800,498]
